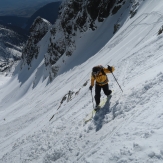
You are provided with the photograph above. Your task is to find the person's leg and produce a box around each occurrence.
[95,84,101,106]
[102,84,112,96]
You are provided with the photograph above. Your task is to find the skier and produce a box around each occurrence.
[89,65,115,108]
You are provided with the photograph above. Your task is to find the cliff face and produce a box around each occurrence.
[21,17,51,68]
[45,0,121,80]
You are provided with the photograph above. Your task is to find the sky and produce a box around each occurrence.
[1,0,163,162]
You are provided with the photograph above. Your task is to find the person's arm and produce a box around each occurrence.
[91,75,95,86]
[103,66,115,73]
[89,75,95,90]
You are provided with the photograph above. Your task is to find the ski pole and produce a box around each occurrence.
[90,90,95,109]
[111,72,123,92]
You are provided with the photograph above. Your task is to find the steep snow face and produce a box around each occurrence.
[1,0,163,163]
[21,17,51,68]
[0,25,26,73]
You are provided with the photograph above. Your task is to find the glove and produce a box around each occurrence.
[107,65,112,72]
[89,86,93,90]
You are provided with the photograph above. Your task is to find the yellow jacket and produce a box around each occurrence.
[91,67,115,86]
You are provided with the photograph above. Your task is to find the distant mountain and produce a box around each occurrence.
[0,16,28,28]
[0,0,62,17]
[0,24,27,72]
[25,1,61,30]
[0,1,61,32]
[0,1,61,73]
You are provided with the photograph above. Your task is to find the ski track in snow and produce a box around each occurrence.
[1,1,163,163]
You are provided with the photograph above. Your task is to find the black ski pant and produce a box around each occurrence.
[94,83,112,106]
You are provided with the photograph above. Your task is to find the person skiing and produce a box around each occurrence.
[89,65,115,108]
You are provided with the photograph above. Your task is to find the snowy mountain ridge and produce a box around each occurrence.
[1,0,163,163]
[0,24,27,73]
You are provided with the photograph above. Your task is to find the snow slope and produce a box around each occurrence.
[1,0,163,162]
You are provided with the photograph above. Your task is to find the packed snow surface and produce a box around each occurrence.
[1,0,163,162]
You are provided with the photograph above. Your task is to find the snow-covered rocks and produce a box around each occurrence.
[21,17,51,68]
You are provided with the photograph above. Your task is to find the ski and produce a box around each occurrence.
[84,95,112,123]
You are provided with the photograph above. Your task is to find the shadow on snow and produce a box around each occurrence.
[93,100,111,132]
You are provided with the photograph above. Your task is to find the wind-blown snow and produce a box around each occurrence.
[1,0,163,163]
